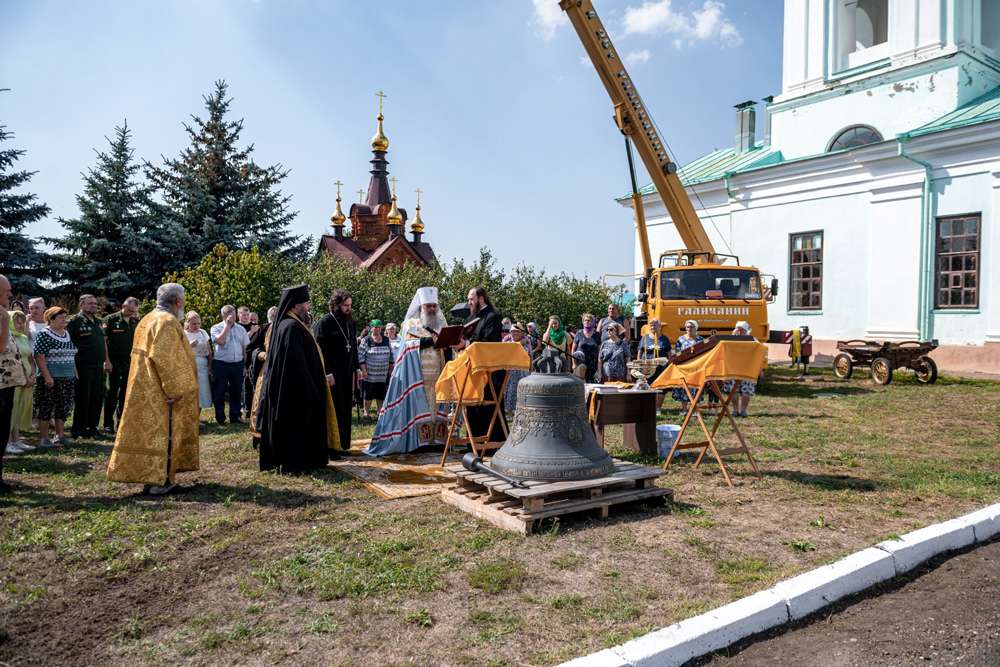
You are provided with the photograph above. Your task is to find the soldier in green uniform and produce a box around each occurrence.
[67,294,111,439]
[102,297,139,433]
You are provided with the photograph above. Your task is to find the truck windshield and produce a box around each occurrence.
[660,269,762,300]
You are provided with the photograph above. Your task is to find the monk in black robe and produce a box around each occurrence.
[314,289,359,451]
[460,286,507,443]
[256,285,342,472]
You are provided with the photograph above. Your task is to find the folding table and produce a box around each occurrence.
[651,340,767,487]
[434,342,531,466]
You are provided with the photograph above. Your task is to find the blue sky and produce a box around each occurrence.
[1,0,783,280]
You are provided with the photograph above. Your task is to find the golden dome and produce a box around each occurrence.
[411,187,425,233]
[410,206,424,234]
[330,199,346,227]
[386,194,402,226]
[330,180,347,227]
[371,113,389,152]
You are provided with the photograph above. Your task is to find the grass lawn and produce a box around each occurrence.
[1,367,998,666]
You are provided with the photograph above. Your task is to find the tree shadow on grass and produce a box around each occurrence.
[758,382,873,399]
[763,469,880,492]
[4,455,96,477]
[743,412,834,419]
[1,476,354,512]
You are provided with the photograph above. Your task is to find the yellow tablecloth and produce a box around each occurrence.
[651,340,767,389]
[435,342,532,404]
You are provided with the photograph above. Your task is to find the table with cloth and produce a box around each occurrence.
[651,340,766,487]
[434,342,531,465]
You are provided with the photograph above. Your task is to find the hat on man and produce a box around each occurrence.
[370,319,383,328]
[404,286,440,322]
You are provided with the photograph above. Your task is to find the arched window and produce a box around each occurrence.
[828,125,883,152]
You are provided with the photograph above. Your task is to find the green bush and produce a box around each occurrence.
[166,244,301,320]
[166,245,614,329]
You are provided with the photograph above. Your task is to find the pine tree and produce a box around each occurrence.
[48,120,173,299]
[146,80,308,264]
[0,117,51,295]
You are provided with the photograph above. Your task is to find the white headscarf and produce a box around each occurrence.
[404,286,439,323]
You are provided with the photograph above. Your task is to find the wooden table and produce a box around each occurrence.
[589,389,659,456]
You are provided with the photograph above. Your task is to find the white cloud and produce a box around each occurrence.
[624,49,653,65]
[623,0,742,48]
[531,0,568,41]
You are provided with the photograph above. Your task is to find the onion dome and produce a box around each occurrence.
[371,113,389,152]
[386,194,402,226]
[411,187,425,233]
[330,180,346,227]
[371,90,390,152]
[387,176,403,227]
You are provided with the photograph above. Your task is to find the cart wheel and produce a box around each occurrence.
[914,356,938,384]
[871,356,893,385]
[833,353,854,379]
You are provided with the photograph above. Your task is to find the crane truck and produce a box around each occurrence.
[560,0,781,345]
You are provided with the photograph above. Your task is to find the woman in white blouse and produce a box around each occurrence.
[184,311,213,410]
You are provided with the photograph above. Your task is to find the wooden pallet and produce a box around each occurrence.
[441,459,672,535]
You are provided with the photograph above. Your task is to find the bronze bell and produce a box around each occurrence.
[490,371,615,481]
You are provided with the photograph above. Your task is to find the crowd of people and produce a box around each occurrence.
[0,269,757,493]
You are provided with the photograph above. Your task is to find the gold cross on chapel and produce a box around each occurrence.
[333,180,343,199]
[414,187,423,207]
[389,176,398,196]
[376,90,387,115]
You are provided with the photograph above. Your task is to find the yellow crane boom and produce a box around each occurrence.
[559,0,716,266]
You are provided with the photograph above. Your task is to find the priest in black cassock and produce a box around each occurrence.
[314,289,359,451]
[459,286,508,443]
[255,285,342,472]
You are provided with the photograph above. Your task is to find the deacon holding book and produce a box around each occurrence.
[456,286,507,443]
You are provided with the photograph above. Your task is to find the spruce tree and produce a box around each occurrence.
[48,120,173,299]
[146,80,307,264]
[0,119,51,295]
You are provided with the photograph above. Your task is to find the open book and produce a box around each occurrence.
[433,318,480,349]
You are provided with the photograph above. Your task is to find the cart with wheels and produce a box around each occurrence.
[833,340,938,385]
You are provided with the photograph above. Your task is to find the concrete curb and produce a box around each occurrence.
[559,502,1000,667]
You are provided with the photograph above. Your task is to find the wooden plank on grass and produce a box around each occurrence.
[441,488,529,534]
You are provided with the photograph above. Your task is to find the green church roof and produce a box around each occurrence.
[904,85,1000,138]
[624,85,1000,202]
[625,144,783,199]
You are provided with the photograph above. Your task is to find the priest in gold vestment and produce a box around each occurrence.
[107,283,199,495]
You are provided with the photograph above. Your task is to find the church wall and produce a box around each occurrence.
[769,58,1000,160]
[928,169,995,345]
[865,179,923,340]
[624,123,1000,367]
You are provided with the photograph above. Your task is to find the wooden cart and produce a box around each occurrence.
[833,340,938,385]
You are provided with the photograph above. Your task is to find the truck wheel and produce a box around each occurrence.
[871,356,893,385]
[833,353,853,379]
[914,356,938,384]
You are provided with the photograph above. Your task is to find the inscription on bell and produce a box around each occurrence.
[490,372,615,481]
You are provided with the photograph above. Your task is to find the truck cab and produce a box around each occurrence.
[636,250,777,341]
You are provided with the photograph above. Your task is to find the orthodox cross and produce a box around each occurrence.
[376,90,387,115]
[357,188,365,203]
[333,179,343,200]
[414,187,423,208]
[389,176,398,197]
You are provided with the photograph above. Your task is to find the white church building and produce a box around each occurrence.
[620,0,1000,373]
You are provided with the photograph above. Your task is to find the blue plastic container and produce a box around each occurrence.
[656,424,682,459]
